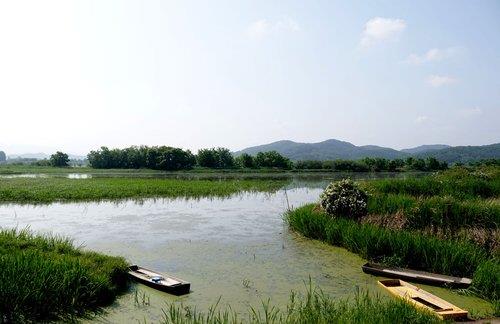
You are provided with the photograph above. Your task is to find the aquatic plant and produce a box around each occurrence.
[364,167,500,200]
[0,177,288,204]
[366,194,500,230]
[286,204,499,303]
[0,228,128,322]
[319,179,368,219]
[160,286,442,324]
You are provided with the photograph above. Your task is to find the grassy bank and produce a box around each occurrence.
[0,228,129,322]
[366,193,500,230]
[0,178,287,203]
[161,287,442,324]
[364,167,500,199]
[286,205,499,304]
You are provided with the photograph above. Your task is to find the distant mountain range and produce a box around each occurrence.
[400,144,451,154]
[235,140,500,163]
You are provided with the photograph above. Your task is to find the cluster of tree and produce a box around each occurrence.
[29,152,71,167]
[235,151,293,169]
[0,151,6,162]
[86,146,293,170]
[295,157,448,172]
[87,146,196,170]
[197,148,235,168]
[50,152,70,167]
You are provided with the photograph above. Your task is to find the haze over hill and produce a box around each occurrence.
[235,140,500,163]
[400,145,451,154]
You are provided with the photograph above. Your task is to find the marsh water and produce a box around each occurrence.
[0,174,493,321]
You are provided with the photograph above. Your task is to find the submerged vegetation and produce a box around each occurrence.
[160,286,441,324]
[287,166,500,313]
[0,228,128,322]
[0,177,287,203]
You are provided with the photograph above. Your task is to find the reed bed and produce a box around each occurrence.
[0,229,128,322]
[366,194,500,229]
[0,178,287,204]
[161,287,442,324]
[364,167,500,200]
[286,205,499,304]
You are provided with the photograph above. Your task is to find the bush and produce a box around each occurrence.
[50,151,69,167]
[320,179,368,219]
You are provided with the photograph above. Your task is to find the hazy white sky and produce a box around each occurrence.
[0,0,499,155]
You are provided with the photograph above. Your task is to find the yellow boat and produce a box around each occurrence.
[378,279,468,320]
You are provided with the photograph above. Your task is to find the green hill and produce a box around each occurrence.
[235,140,500,163]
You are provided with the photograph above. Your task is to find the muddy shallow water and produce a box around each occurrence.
[0,179,493,321]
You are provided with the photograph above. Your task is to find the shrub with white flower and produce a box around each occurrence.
[319,179,368,219]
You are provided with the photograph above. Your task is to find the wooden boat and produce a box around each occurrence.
[362,262,472,288]
[128,265,191,295]
[379,279,468,320]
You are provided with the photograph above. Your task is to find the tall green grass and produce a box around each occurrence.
[0,178,287,203]
[365,167,500,200]
[0,229,128,322]
[161,286,442,324]
[286,205,499,303]
[367,194,500,229]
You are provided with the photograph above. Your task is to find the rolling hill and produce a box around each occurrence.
[235,139,406,161]
[401,144,451,154]
[235,140,500,163]
[414,143,500,164]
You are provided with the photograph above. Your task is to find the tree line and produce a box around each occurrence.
[12,146,500,171]
[86,146,293,170]
[295,157,448,172]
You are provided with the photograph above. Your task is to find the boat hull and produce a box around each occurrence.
[362,262,471,288]
[128,266,191,296]
[378,279,468,320]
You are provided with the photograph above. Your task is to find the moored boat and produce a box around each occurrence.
[378,279,468,320]
[362,262,472,288]
[128,265,191,295]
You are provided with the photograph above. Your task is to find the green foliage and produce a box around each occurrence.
[320,179,368,219]
[366,168,500,199]
[286,205,499,302]
[367,194,500,229]
[254,151,292,169]
[295,157,447,172]
[235,153,255,168]
[50,151,69,167]
[415,143,500,164]
[0,228,128,322]
[161,287,441,324]
[31,159,51,166]
[88,146,196,170]
[196,147,235,168]
[0,178,287,203]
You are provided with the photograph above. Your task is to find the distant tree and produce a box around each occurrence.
[197,147,235,168]
[196,148,218,168]
[50,151,70,167]
[426,157,443,171]
[254,151,292,169]
[0,151,6,162]
[235,153,255,168]
[156,147,196,171]
[295,160,323,169]
[31,159,51,166]
[88,146,195,170]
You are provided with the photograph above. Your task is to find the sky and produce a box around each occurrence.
[0,0,499,155]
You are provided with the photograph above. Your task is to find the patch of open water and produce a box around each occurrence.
[0,182,492,321]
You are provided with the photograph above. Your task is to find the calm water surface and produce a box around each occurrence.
[0,177,492,321]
